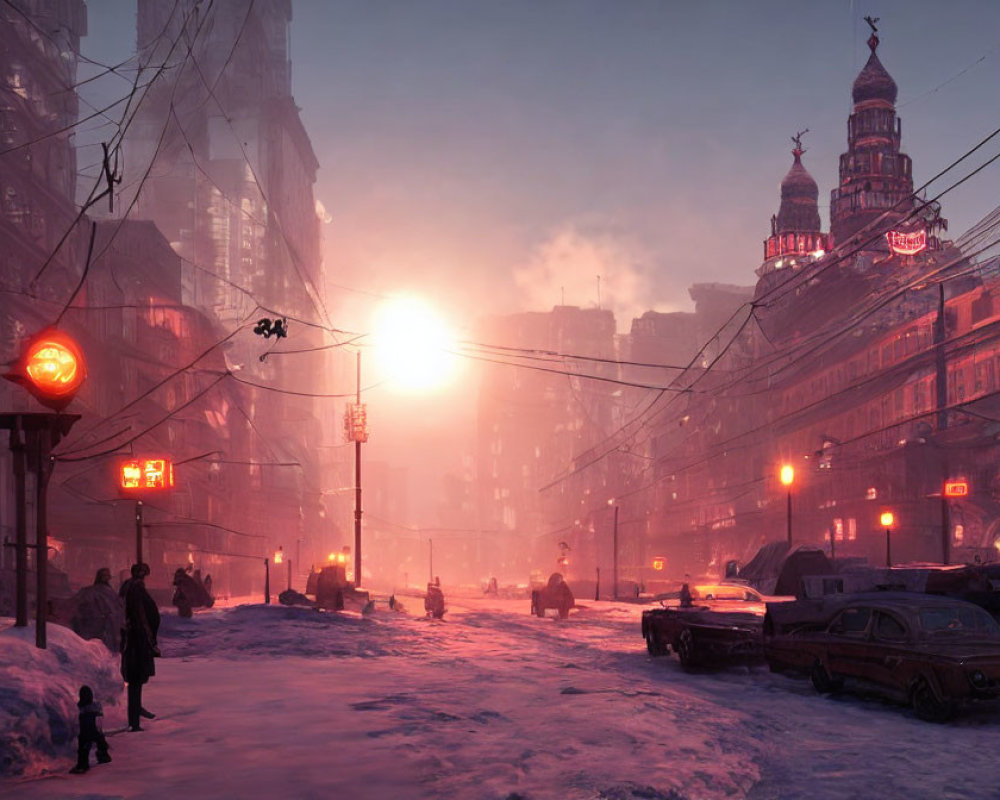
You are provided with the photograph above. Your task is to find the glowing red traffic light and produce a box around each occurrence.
[4,328,86,411]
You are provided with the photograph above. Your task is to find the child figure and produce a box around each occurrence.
[69,685,111,774]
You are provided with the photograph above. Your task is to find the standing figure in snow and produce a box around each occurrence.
[71,567,125,653]
[121,563,160,731]
[679,579,693,608]
[424,576,446,619]
[69,685,111,773]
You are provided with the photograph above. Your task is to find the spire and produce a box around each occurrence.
[852,19,898,106]
[761,131,828,269]
[830,19,916,247]
[777,130,821,234]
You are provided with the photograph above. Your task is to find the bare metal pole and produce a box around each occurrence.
[354,350,363,587]
[786,490,792,547]
[11,418,27,628]
[35,434,51,649]
[135,500,143,565]
[612,504,619,600]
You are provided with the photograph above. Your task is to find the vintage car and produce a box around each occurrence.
[642,605,764,669]
[642,581,795,669]
[764,592,1000,721]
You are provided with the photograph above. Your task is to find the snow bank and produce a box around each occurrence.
[0,619,122,777]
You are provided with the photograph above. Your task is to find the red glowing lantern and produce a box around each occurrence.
[3,327,86,411]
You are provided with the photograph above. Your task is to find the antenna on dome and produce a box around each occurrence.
[791,129,809,156]
[863,15,880,51]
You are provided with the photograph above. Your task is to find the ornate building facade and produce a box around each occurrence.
[635,25,1000,581]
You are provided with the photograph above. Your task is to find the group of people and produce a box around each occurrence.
[69,562,161,774]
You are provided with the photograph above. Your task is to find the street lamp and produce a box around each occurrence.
[881,511,894,568]
[780,465,794,547]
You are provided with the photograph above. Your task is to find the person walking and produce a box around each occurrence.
[69,685,110,773]
[121,563,160,731]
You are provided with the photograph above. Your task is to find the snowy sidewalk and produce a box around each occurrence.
[5,599,1000,799]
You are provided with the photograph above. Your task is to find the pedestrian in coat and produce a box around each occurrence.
[121,563,160,731]
[69,685,110,773]
[71,567,125,653]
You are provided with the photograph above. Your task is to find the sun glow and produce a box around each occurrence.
[372,297,457,392]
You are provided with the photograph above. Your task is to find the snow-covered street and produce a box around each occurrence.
[5,593,1000,799]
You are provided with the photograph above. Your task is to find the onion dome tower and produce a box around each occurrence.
[829,19,916,248]
[760,130,828,274]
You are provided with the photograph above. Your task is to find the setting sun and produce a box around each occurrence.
[372,297,457,392]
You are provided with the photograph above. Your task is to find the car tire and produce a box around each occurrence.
[810,662,842,694]
[646,629,667,657]
[676,628,697,669]
[911,680,955,722]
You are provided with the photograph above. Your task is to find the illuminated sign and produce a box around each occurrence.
[944,480,969,497]
[886,229,927,256]
[651,556,666,571]
[120,458,175,490]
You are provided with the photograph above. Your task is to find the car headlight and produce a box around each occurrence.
[969,670,989,689]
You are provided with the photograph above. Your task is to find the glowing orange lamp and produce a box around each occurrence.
[4,328,86,411]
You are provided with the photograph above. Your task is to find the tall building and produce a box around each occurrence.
[476,306,619,585]
[0,0,88,591]
[0,0,88,371]
[120,1,337,568]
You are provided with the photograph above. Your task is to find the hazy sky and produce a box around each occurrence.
[80,0,1000,338]
[74,1,1000,523]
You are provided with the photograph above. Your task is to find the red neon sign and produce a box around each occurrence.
[120,458,175,490]
[886,229,927,256]
[944,480,969,498]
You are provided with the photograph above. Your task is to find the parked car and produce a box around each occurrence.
[643,583,795,669]
[691,582,794,611]
[764,592,1000,721]
[642,605,764,669]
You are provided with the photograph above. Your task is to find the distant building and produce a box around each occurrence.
[119,1,340,575]
[476,306,618,582]
[639,25,999,578]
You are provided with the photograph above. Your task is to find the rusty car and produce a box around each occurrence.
[764,592,1000,721]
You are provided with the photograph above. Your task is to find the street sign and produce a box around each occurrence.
[120,458,175,490]
[944,480,969,497]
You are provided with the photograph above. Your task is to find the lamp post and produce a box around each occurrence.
[607,498,619,600]
[881,511,894,568]
[780,465,794,547]
[343,351,368,587]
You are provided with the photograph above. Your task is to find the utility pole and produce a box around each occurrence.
[935,283,950,564]
[354,350,363,587]
[0,413,79,648]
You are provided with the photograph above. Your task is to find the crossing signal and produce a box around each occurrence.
[3,328,86,411]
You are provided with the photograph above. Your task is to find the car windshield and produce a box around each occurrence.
[918,605,1000,635]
